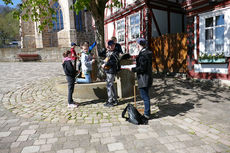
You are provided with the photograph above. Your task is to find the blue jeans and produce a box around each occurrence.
[66,76,75,104]
[77,72,91,83]
[139,87,150,116]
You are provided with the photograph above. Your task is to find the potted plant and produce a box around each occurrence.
[198,52,226,63]
[212,53,225,63]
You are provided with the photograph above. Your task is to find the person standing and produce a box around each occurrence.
[111,36,123,55]
[76,43,95,83]
[70,42,77,70]
[102,40,119,107]
[62,50,78,108]
[130,38,153,119]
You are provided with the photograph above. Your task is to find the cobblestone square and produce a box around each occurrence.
[0,62,230,153]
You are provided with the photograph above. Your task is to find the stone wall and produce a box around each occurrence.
[0,47,81,62]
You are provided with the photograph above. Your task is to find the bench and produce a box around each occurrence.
[18,54,41,61]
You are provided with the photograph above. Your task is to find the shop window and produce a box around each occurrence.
[52,2,64,31]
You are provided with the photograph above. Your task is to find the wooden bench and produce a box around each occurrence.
[18,54,41,61]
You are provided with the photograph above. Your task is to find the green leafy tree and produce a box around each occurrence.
[2,0,121,50]
[0,6,19,47]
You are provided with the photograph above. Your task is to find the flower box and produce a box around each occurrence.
[198,58,213,63]
[198,58,226,63]
[212,58,226,63]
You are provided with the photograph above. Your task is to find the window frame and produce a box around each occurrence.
[199,7,230,57]
[116,18,125,43]
[52,2,64,32]
[128,12,140,42]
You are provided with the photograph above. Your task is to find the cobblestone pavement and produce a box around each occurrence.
[0,62,230,153]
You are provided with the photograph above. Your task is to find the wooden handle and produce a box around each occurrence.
[134,85,136,107]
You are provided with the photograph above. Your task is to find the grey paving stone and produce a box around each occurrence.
[63,141,80,149]
[40,144,52,152]
[21,130,36,135]
[107,142,124,152]
[57,149,73,153]
[0,132,11,137]
[74,147,85,153]
[21,146,40,153]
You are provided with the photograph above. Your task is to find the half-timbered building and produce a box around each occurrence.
[104,0,185,55]
[183,0,230,80]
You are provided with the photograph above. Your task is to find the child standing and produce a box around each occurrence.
[102,40,119,107]
[70,42,77,70]
[76,43,95,83]
[62,50,78,108]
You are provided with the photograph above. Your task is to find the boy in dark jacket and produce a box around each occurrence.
[130,38,153,119]
[62,50,78,108]
[102,40,119,107]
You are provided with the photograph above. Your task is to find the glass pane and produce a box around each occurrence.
[205,40,213,52]
[131,27,135,39]
[130,16,135,25]
[117,22,121,30]
[60,11,63,29]
[135,25,140,38]
[135,15,140,24]
[215,27,224,52]
[205,29,213,40]
[53,21,56,30]
[121,20,125,28]
[118,31,124,42]
[205,17,213,27]
[216,15,224,26]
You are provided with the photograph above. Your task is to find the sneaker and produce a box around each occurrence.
[143,114,150,119]
[68,104,78,108]
[104,102,114,107]
[113,100,118,106]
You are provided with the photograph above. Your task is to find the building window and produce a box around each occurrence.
[205,15,225,53]
[52,2,64,31]
[116,19,125,43]
[129,13,140,41]
[73,0,83,31]
[74,11,83,31]
[199,8,230,56]
[129,43,138,55]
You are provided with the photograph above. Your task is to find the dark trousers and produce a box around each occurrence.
[66,76,75,104]
[139,87,150,116]
[74,59,77,70]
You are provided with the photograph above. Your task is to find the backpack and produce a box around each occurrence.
[122,104,148,125]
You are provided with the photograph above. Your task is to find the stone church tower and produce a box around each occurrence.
[20,0,95,48]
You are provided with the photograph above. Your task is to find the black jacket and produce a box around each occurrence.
[62,60,77,77]
[132,48,153,88]
[104,51,119,74]
[114,43,123,54]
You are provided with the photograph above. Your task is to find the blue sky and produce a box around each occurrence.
[0,0,22,8]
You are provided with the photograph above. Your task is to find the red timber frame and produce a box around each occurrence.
[104,0,146,52]
[104,0,184,53]
[183,0,230,80]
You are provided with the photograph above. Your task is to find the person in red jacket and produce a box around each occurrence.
[70,42,77,70]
